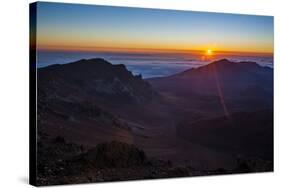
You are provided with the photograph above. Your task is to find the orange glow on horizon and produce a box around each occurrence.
[37,44,273,57]
[37,43,273,60]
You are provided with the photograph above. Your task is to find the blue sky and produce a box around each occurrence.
[35,2,274,53]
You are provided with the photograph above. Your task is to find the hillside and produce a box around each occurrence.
[37,58,163,147]
[148,59,273,117]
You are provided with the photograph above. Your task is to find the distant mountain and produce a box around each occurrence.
[148,59,273,114]
[38,58,158,105]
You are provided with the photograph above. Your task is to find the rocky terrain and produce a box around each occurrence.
[36,58,273,185]
[37,135,272,186]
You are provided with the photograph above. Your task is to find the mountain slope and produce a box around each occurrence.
[38,58,158,105]
[37,58,161,147]
[148,59,273,115]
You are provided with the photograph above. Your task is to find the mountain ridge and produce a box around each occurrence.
[164,58,272,78]
[38,58,158,104]
[148,58,273,116]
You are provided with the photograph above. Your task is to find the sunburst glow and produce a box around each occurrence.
[206,49,213,56]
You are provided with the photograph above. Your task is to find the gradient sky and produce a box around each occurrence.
[36,2,274,54]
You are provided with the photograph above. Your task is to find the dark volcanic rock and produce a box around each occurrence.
[80,141,147,168]
[36,137,186,186]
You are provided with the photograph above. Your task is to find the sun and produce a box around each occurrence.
[206,49,213,56]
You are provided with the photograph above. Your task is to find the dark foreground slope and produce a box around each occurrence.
[37,135,272,186]
[177,110,273,161]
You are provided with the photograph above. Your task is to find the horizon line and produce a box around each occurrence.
[37,45,273,56]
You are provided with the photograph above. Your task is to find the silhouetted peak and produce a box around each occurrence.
[41,58,130,73]
[212,59,260,68]
[213,59,232,64]
[171,58,267,79]
[211,59,233,66]
[69,58,129,71]
[80,58,108,62]
[73,58,111,66]
[38,58,158,103]
[205,59,264,72]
